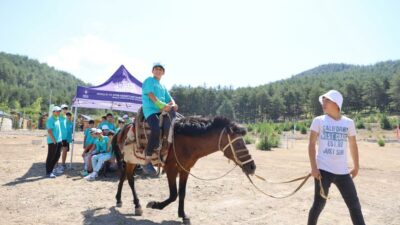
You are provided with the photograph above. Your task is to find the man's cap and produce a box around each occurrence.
[101,125,110,130]
[319,90,343,111]
[60,104,68,109]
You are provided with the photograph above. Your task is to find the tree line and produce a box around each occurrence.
[1,52,399,125]
[170,62,400,123]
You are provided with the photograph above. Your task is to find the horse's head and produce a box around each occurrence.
[174,116,256,175]
[219,122,256,176]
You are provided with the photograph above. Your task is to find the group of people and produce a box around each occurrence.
[45,62,365,224]
[80,118,115,181]
[45,104,73,178]
[80,112,132,181]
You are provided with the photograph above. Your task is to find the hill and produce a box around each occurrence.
[0,52,87,112]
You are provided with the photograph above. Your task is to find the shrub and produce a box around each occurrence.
[380,115,392,130]
[356,119,365,129]
[247,125,253,133]
[377,139,385,147]
[300,125,307,134]
[256,133,279,151]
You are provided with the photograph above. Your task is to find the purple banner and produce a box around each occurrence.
[76,86,142,104]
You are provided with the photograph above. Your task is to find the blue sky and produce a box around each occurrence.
[1,0,399,88]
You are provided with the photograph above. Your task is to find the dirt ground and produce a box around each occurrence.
[0,130,399,225]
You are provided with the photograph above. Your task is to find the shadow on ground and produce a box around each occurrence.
[82,206,181,225]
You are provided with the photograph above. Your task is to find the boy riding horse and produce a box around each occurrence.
[141,63,178,176]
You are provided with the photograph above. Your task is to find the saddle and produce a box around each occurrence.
[133,107,175,165]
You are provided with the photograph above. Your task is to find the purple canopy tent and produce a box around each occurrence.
[69,65,142,167]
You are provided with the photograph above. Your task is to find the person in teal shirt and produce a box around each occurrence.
[45,106,62,178]
[84,120,95,149]
[97,116,107,129]
[81,127,97,176]
[66,112,74,144]
[97,113,116,131]
[141,63,178,176]
[58,104,70,172]
[85,129,113,181]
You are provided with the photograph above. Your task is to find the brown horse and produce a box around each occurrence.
[113,116,256,225]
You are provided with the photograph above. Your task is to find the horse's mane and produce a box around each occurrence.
[174,116,246,136]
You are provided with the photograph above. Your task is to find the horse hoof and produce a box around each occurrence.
[134,207,143,216]
[116,202,122,208]
[182,217,191,225]
[146,201,156,208]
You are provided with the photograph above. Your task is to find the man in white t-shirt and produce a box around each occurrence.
[308,90,365,225]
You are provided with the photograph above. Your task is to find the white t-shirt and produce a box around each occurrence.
[310,115,357,175]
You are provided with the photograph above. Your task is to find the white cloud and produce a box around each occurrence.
[46,34,149,85]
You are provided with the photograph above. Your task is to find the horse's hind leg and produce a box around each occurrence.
[126,163,142,216]
[147,163,178,210]
[115,162,127,207]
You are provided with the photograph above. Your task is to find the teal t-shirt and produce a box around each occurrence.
[94,136,109,154]
[142,76,172,119]
[84,128,94,147]
[66,120,73,143]
[97,121,106,129]
[97,121,116,131]
[46,115,62,144]
[59,115,67,140]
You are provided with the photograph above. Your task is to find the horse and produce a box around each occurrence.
[112,116,256,225]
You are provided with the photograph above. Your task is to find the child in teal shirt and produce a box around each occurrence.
[141,63,178,176]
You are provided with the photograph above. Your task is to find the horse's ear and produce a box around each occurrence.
[230,123,247,136]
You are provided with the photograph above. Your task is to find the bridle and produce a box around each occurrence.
[171,126,254,181]
[217,127,254,167]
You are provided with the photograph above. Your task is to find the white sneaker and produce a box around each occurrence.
[47,173,56,178]
[85,173,96,181]
[53,166,64,175]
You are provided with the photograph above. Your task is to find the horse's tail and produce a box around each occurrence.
[112,129,124,170]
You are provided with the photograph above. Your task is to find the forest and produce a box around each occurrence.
[1,52,399,125]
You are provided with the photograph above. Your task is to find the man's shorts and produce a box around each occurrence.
[61,140,70,151]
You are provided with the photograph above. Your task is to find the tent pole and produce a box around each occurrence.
[70,106,78,170]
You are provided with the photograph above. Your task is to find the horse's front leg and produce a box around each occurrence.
[178,171,190,225]
[115,162,126,207]
[147,164,178,210]
[126,163,143,216]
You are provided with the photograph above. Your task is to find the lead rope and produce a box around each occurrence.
[246,173,328,199]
